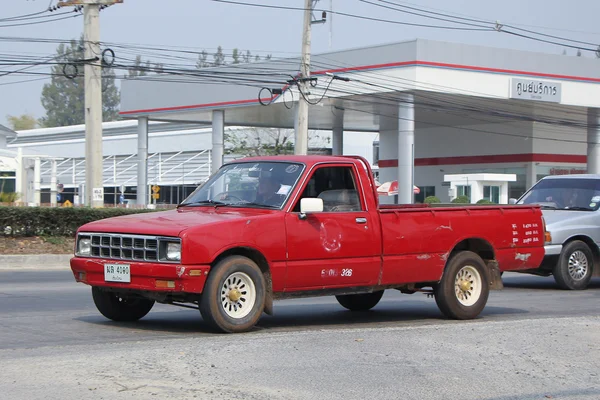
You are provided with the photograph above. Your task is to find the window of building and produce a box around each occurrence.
[414,186,435,203]
[483,185,500,203]
[456,185,471,201]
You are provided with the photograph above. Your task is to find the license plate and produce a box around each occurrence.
[104,263,131,283]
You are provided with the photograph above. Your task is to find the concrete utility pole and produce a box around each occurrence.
[57,0,123,207]
[295,0,313,155]
[295,0,326,155]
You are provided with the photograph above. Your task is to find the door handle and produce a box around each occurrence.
[355,217,367,224]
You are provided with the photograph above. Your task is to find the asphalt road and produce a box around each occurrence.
[1,269,599,400]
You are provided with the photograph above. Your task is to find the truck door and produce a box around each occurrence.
[284,164,381,291]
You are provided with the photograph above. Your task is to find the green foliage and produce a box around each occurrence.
[39,36,120,127]
[451,195,471,204]
[476,199,495,204]
[0,192,19,203]
[424,196,441,204]
[6,114,38,130]
[196,46,272,68]
[127,55,151,78]
[0,207,159,237]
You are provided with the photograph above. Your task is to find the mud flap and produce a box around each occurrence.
[264,294,273,315]
[486,260,504,290]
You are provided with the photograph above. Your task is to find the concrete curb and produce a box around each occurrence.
[0,254,72,270]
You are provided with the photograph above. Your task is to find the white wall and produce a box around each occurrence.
[415,121,534,158]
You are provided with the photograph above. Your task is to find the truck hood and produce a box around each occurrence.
[542,209,594,229]
[79,207,277,237]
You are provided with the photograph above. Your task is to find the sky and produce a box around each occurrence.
[1,0,600,128]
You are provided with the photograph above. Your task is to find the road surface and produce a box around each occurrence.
[1,269,599,399]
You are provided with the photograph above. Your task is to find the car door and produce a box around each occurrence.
[284,163,381,291]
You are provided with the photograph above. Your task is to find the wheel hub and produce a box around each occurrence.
[459,279,471,292]
[228,288,242,302]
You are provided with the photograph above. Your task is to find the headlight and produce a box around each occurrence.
[78,237,91,256]
[166,242,181,261]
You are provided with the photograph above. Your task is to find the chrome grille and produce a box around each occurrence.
[78,233,180,263]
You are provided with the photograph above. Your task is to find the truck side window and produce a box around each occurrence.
[293,166,362,212]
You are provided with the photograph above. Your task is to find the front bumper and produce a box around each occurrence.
[544,244,563,256]
[70,257,210,293]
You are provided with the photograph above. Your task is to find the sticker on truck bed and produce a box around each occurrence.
[511,223,541,245]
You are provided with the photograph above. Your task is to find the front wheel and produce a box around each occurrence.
[91,287,155,322]
[434,251,489,320]
[553,240,594,290]
[336,290,384,311]
[200,256,266,333]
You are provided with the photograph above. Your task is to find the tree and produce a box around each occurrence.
[232,48,241,64]
[242,50,252,63]
[6,114,38,130]
[127,55,151,78]
[39,36,120,127]
[213,46,226,66]
[196,50,210,69]
[225,128,329,156]
[576,49,582,57]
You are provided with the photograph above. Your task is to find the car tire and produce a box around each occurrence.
[434,251,490,320]
[553,240,594,290]
[91,287,155,322]
[200,255,266,333]
[335,290,384,311]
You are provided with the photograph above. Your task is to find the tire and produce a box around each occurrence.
[434,251,489,320]
[91,287,155,322]
[200,255,266,333]
[336,291,384,311]
[553,240,594,290]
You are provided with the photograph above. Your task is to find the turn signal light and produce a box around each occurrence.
[156,280,175,288]
[545,231,552,243]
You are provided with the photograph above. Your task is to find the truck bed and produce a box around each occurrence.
[377,204,545,285]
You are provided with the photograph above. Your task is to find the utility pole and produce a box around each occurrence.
[57,0,123,207]
[295,0,326,155]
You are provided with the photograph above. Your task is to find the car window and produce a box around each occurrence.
[293,166,363,212]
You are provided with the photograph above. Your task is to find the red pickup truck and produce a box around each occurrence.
[71,155,547,333]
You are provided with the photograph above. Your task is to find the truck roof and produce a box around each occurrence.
[230,155,366,167]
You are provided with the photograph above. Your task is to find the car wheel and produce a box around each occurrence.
[200,255,266,333]
[91,287,155,322]
[553,240,594,290]
[336,290,384,311]
[434,251,489,320]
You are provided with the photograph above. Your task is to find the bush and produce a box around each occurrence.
[451,195,470,204]
[0,206,160,237]
[476,199,495,205]
[424,196,441,204]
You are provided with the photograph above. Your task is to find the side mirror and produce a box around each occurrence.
[508,198,517,205]
[299,198,323,219]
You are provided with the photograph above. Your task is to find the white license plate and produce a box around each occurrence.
[104,263,131,283]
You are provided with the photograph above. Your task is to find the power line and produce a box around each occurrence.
[209,0,491,31]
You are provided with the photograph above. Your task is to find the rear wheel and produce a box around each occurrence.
[200,256,266,333]
[553,240,594,290]
[91,287,155,322]
[336,290,384,311]
[434,251,489,320]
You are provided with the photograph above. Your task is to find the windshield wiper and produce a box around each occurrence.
[178,200,228,208]
[230,202,278,209]
[564,206,592,211]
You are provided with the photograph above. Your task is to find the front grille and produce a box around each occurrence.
[78,233,179,263]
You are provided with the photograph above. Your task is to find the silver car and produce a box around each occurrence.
[515,174,600,290]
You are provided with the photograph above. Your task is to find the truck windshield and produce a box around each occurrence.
[180,161,304,209]
[518,177,600,211]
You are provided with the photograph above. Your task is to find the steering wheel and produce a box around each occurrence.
[214,192,245,202]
